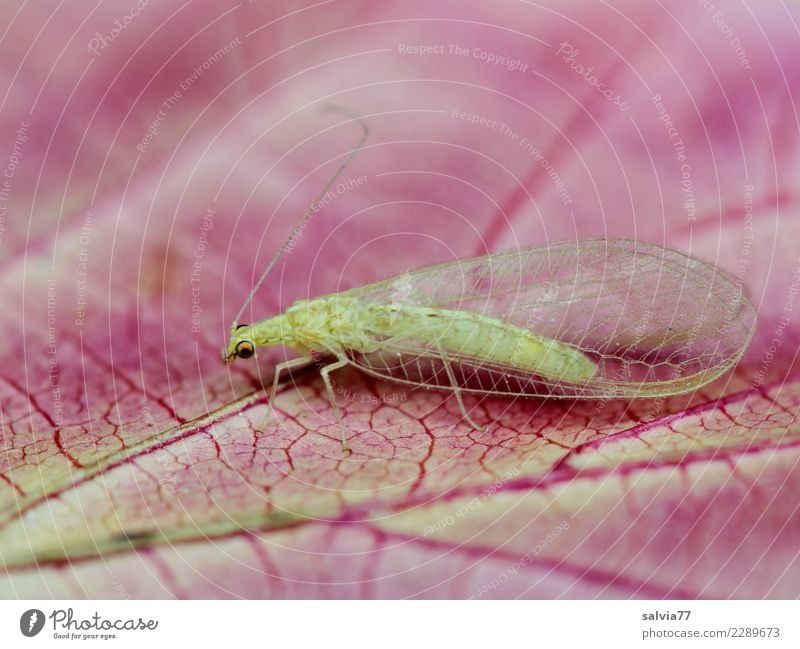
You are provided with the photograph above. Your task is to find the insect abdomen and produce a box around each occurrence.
[368,305,597,383]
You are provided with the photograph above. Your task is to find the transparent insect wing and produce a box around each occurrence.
[335,239,756,398]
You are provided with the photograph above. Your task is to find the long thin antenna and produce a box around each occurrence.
[230,105,370,331]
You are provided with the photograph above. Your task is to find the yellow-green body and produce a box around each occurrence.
[226,295,596,384]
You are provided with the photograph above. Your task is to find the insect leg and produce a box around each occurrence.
[319,357,351,453]
[436,343,486,432]
[257,356,313,432]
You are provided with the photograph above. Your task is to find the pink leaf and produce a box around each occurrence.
[1,0,799,598]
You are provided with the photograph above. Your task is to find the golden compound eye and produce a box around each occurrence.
[235,340,255,359]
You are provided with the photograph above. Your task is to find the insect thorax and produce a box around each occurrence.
[285,296,383,354]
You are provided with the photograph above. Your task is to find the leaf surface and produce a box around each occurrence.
[1,0,799,598]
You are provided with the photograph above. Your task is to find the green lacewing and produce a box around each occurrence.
[225,111,756,452]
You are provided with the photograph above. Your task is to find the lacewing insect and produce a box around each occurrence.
[225,112,756,453]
